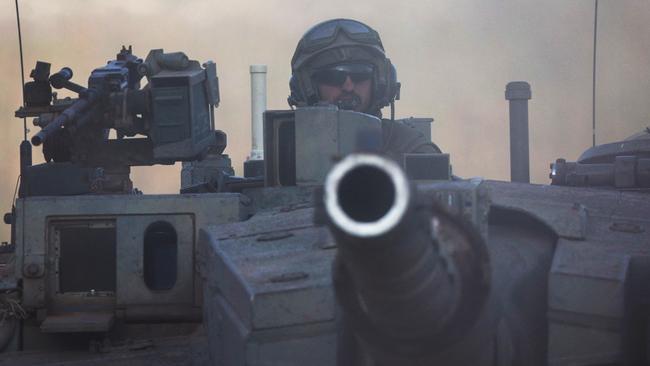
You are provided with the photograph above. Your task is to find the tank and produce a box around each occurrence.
[1,46,650,366]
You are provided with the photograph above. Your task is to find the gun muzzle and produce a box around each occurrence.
[325,154,410,239]
[324,154,489,360]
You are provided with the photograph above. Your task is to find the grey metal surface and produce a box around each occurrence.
[488,181,588,239]
[487,179,650,244]
[181,153,234,190]
[242,185,315,213]
[398,117,433,140]
[485,179,650,365]
[416,178,490,238]
[294,106,382,185]
[115,214,194,306]
[13,193,246,318]
[0,331,210,365]
[578,135,650,164]
[40,312,115,333]
[198,204,337,365]
[403,153,451,181]
[547,239,629,365]
[199,206,336,329]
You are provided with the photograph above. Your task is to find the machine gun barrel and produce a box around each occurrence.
[323,154,489,360]
[31,91,99,146]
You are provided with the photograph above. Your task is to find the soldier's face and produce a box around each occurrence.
[317,76,373,113]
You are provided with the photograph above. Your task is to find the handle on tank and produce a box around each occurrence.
[49,67,86,94]
[323,153,490,359]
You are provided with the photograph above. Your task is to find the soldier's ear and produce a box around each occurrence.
[288,74,302,107]
[375,60,399,108]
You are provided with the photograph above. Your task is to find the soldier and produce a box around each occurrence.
[288,18,442,162]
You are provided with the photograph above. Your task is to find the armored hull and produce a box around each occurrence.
[195,176,650,365]
[1,162,649,365]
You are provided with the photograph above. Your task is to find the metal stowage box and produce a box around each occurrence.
[198,206,337,366]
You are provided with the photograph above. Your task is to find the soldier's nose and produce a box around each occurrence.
[341,76,354,91]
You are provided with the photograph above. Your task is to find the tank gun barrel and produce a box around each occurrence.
[323,154,489,360]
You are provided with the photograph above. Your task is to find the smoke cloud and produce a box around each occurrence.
[0,0,648,242]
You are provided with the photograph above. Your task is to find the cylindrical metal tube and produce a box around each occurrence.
[19,140,32,176]
[326,155,450,338]
[31,90,98,146]
[324,154,489,360]
[156,52,189,70]
[249,65,267,160]
[31,98,89,146]
[505,81,532,183]
[19,140,32,197]
[49,67,73,89]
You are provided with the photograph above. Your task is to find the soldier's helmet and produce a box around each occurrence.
[288,18,400,116]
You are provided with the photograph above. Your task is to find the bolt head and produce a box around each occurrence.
[24,263,41,277]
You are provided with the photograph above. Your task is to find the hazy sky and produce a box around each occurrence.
[0,1,649,242]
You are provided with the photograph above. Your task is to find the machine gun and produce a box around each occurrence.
[321,154,490,364]
[549,129,650,190]
[15,47,223,196]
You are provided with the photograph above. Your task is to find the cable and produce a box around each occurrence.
[592,0,598,147]
[15,0,27,142]
[11,175,20,205]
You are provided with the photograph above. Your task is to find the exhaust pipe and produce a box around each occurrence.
[244,65,267,178]
[505,81,531,183]
[249,64,267,161]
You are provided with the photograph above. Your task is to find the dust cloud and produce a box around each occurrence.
[0,0,648,242]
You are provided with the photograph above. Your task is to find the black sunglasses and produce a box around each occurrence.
[312,64,374,87]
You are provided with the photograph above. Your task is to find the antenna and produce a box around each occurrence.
[15,0,32,187]
[15,0,27,141]
[592,0,599,147]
